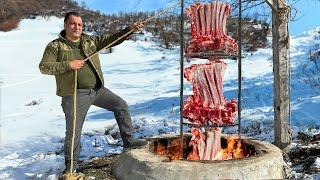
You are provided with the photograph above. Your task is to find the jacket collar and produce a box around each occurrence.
[58,30,90,47]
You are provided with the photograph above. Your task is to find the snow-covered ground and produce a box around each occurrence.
[0,17,319,179]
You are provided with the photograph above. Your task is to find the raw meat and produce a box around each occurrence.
[183,61,237,125]
[188,128,222,160]
[185,2,238,56]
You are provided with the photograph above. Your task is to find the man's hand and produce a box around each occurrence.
[131,22,144,31]
[69,59,85,70]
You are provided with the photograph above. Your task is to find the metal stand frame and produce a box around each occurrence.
[179,0,185,159]
[179,0,242,158]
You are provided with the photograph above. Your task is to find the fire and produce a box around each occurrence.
[215,136,244,160]
[153,135,248,161]
[167,139,182,160]
[154,139,182,161]
[154,142,167,156]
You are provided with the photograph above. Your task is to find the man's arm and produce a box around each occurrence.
[94,22,144,50]
[39,45,72,75]
[94,27,133,51]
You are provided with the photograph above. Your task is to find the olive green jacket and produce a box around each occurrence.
[39,27,132,97]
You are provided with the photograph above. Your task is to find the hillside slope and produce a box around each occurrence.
[0,16,319,179]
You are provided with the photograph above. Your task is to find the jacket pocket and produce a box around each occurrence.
[60,52,69,62]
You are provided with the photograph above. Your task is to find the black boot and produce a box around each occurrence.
[113,105,147,148]
[123,137,148,149]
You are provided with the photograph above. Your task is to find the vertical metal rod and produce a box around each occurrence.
[180,0,184,158]
[237,0,242,136]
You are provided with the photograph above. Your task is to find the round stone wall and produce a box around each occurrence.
[113,137,284,180]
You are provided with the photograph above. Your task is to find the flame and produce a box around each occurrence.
[154,142,167,156]
[153,135,247,161]
[214,136,244,160]
[154,139,182,161]
[168,139,182,160]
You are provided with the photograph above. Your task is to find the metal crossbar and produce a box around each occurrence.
[183,122,239,128]
[185,51,238,60]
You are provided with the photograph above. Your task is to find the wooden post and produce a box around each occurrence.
[272,0,292,149]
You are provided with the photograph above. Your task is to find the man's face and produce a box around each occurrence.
[64,15,83,41]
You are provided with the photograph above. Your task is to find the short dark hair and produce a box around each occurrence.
[64,11,81,23]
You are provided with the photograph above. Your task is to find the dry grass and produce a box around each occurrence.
[78,155,119,179]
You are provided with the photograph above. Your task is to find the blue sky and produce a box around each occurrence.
[76,0,320,35]
[289,0,320,35]
[76,0,169,14]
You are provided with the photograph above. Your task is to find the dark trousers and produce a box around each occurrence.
[61,86,133,167]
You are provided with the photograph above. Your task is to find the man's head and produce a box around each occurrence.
[64,12,83,42]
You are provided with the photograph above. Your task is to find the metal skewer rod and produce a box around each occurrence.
[180,0,185,159]
[237,0,242,137]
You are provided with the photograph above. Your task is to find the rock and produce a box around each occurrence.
[25,99,43,106]
[313,133,320,141]
[297,132,312,142]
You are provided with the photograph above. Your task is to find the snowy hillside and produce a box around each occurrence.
[0,17,319,179]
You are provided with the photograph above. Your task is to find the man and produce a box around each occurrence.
[39,12,147,173]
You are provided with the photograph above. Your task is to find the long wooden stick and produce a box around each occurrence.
[70,70,77,174]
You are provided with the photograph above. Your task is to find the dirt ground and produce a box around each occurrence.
[78,155,119,179]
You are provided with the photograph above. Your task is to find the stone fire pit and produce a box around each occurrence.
[113,134,284,180]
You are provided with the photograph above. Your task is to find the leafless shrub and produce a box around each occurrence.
[0,18,20,32]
